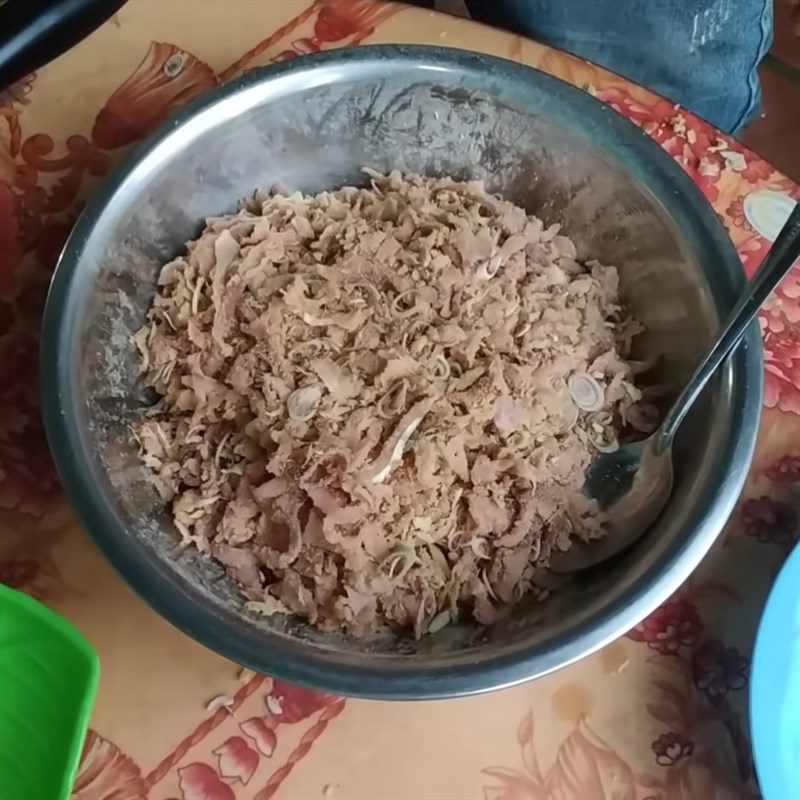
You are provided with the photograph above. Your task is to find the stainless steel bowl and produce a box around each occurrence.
[41,46,762,698]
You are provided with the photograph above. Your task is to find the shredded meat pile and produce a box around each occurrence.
[134,170,654,637]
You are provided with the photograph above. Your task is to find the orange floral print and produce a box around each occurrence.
[92,42,218,150]
[483,711,639,800]
[73,730,147,800]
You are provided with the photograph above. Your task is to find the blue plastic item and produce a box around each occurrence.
[750,542,800,800]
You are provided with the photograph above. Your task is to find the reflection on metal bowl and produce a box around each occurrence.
[41,46,762,698]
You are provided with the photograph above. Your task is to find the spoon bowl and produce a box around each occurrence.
[553,200,800,573]
[552,438,673,572]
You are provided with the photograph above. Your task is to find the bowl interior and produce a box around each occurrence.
[48,47,756,694]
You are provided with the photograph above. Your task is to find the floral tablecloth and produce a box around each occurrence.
[1,2,798,798]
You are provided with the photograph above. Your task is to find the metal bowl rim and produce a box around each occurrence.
[40,44,763,699]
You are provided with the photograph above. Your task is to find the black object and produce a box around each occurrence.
[0,0,127,90]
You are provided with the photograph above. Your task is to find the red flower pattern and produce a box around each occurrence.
[765,454,800,482]
[734,189,800,399]
[758,262,800,337]
[651,732,694,767]
[213,736,259,785]
[741,495,798,545]
[314,0,386,41]
[178,763,235,800]
[0,557,39,589]
[736,225,800,413]
[725,196,747,229]
[252,1,399,65]
[738,232,771,278]
[594,86,675,129]
[739,155,774,185]
[265,679,337,723]
[764,327,800,414]
[626,600,702,655]
[657,133,723,203]
[240,716,277,756]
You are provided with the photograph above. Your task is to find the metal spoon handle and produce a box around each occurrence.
[656,200,800,453]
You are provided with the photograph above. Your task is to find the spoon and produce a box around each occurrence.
[551,200,800,573]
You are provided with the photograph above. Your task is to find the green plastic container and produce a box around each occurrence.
[0,583,99,800]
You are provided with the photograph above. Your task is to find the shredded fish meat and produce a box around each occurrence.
[133,170,655,638]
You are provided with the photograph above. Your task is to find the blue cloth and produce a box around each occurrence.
[459,0,773,134]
